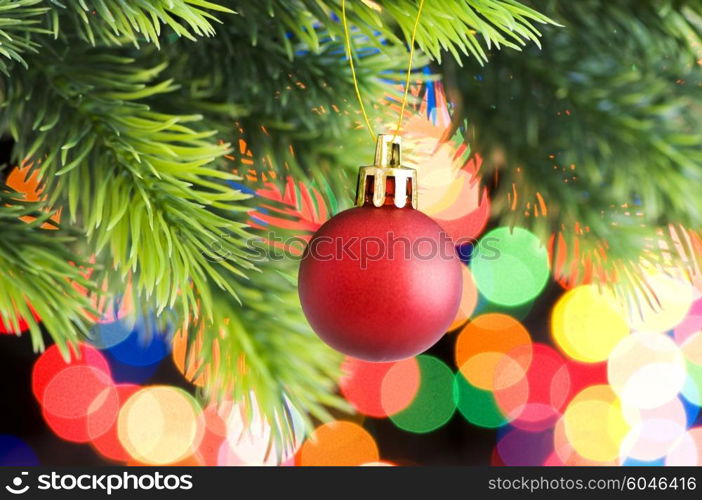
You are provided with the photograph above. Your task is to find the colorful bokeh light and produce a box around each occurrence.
[620,397,688,462]
[90,384,141,462]
[32,343,111,401]
[340,357,420,418]
[562,385,630,462]
[681,331,702,406]
[472,292,535,321]
[497,426,554,466]
[673,298,702,344]
[388,355,456,434]
[665,427,702,466]
[89,316,137,350]
[403,83,491,244]
[117,386,202,465]
[552,285,629,363]
[223,398,304,465]
[628,273,694,333]
[448,266,479,330]
[298,421,379,466]
[608,331,687,409]
[552,416,616,466]
[454,313,532,391]
[471,227,550,307]
[42,366,119,443]
[495,343,570,432]
[453,373,507,428]
[105,316,172,368]
[0,435,39,466]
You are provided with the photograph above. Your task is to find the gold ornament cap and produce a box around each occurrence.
[355,134,418,209]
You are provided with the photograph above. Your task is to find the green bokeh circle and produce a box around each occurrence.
[471,226,549,307]
[389,355,456,434]
[453,372,508,428]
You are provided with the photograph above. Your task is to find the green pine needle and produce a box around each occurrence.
[0,189,95,355]
[0,0,49,75]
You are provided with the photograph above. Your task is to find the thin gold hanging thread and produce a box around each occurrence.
[392,0,426,140]
[341,0,426,142]
[341,0,375,141]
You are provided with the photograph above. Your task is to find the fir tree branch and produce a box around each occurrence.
[226,1,555,64]
[356,0,557,64]
[2,46,256,321]
[2,44,350,444]
[447,0,702,286]
[0,188,94,354]
[151,0,555,198]
[187,257,348,451]
[156,23,412,199]
[0,0,48,75]
[47,0,234,47]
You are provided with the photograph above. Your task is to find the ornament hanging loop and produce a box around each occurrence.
[341,0,426,141]
[355,134,418,209]
[374,134,402,167]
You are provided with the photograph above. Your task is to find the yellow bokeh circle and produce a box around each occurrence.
[118,386,202,465]
[563,385,630,462]
[552,285,629,363]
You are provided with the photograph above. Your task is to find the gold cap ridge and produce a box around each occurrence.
[355,134,418,209]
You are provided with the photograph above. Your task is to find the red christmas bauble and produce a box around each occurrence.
[298,204,462,362]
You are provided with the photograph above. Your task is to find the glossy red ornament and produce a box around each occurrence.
[298,135,462,362]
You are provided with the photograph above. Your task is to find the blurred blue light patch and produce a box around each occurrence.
[681,394,701,426]
[100,315,172,383]
[0,435,39,466]
[227,180,256,195]
[102,356,160,385]
[456,243,475,265]
[88,318,135,350]
[104,316,172,368]
[622,457,665,466]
